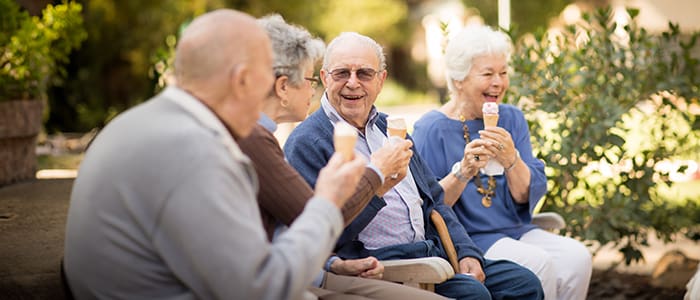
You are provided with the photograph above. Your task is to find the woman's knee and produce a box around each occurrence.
[567,240,593,273]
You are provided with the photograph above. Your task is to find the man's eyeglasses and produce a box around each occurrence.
[304,76,320,89]
[327,68,379,82]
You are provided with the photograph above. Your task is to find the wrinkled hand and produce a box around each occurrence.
[459,257,485,283]
[330,256,384,280]
[371,138,413,196]
[315,153,368,209]
[459,140,490,178]
[478,127,517,167]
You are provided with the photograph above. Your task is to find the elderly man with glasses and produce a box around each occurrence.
[284,32,545,300]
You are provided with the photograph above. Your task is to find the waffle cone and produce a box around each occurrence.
[483,114,499,127]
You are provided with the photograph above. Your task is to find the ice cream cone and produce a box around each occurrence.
[334,122,358,161]
[387,116,407,139]
[482,102,499,128]
[483,114,499,127]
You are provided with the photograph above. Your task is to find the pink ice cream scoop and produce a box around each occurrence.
[482,102,499,114]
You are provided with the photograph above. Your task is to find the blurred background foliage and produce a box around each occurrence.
[0,0,86,101]
[39,0,579,132]
[463,0,573,35]
[506,7,700,265]
[12,0,700,265]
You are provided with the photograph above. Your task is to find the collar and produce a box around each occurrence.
[162,86,249,162]
[257,112,277,133]
[320,93,380,133]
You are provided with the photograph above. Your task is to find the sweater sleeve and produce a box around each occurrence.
[242,125,382,233]
[284,123,333,189]
[342,168,382,224]
[152,153,343,300]
[238,125,313,239]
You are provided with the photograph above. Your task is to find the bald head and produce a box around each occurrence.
[173,9,274,138]
[174,9,266,87]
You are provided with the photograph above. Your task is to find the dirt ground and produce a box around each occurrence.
[589,269,687,300]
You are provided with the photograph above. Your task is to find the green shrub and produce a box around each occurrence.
[0,0,87,101]
[507,6,700,265]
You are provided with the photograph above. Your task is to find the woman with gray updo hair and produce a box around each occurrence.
[240,14,448,300]
[413,25,592,300]
[258,14,325,88]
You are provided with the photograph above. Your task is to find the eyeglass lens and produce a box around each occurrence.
[329,68,378,82]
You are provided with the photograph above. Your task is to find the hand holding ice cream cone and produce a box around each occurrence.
[480,101,503,175]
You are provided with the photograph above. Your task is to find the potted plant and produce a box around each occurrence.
[0,0,86,186]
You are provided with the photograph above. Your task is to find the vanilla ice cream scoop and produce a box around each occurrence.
[386,116,407,139]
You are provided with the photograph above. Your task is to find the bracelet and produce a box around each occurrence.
[505,150,520,172]
[451,161,468,182]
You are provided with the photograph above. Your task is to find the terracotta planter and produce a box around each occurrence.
[0,100,44,186]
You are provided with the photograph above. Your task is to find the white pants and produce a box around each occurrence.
[485,229,592,300]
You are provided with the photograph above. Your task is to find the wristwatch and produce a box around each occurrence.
[451,161,468,182]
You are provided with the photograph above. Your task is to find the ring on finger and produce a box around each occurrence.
[474,155,480,161]
[498,143,504,151]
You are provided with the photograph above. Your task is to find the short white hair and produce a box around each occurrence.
[323,32,386,71]
[444,25,512,92]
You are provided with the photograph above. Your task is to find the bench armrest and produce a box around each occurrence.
[381,257,455,284]
[532,212,565,231]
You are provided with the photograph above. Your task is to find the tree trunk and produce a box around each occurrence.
[0,100,43,186]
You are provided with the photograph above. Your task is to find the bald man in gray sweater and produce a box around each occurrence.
[63,9,366,300]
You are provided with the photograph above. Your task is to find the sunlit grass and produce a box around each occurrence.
[37,154,83,170]
[375,79,434,107]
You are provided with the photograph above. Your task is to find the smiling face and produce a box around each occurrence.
[320,41,386,129]
[456,54,510,118]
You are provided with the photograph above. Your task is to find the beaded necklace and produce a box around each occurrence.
[460,115,496,208]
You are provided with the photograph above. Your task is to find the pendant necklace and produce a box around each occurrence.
[460,115,496,208]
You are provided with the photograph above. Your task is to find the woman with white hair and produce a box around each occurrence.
[412,25,592,300]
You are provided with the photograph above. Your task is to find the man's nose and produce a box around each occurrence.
[346,72,361,87]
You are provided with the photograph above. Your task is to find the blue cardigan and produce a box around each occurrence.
[284,107,484,264]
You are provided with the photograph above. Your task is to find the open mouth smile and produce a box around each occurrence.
[342,94,364,101]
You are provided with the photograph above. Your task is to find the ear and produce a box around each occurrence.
[229,64,248,98]
[320,69,329,89]
[453,79,464,91]
[376,69,388,90]
[275,75,289,102]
